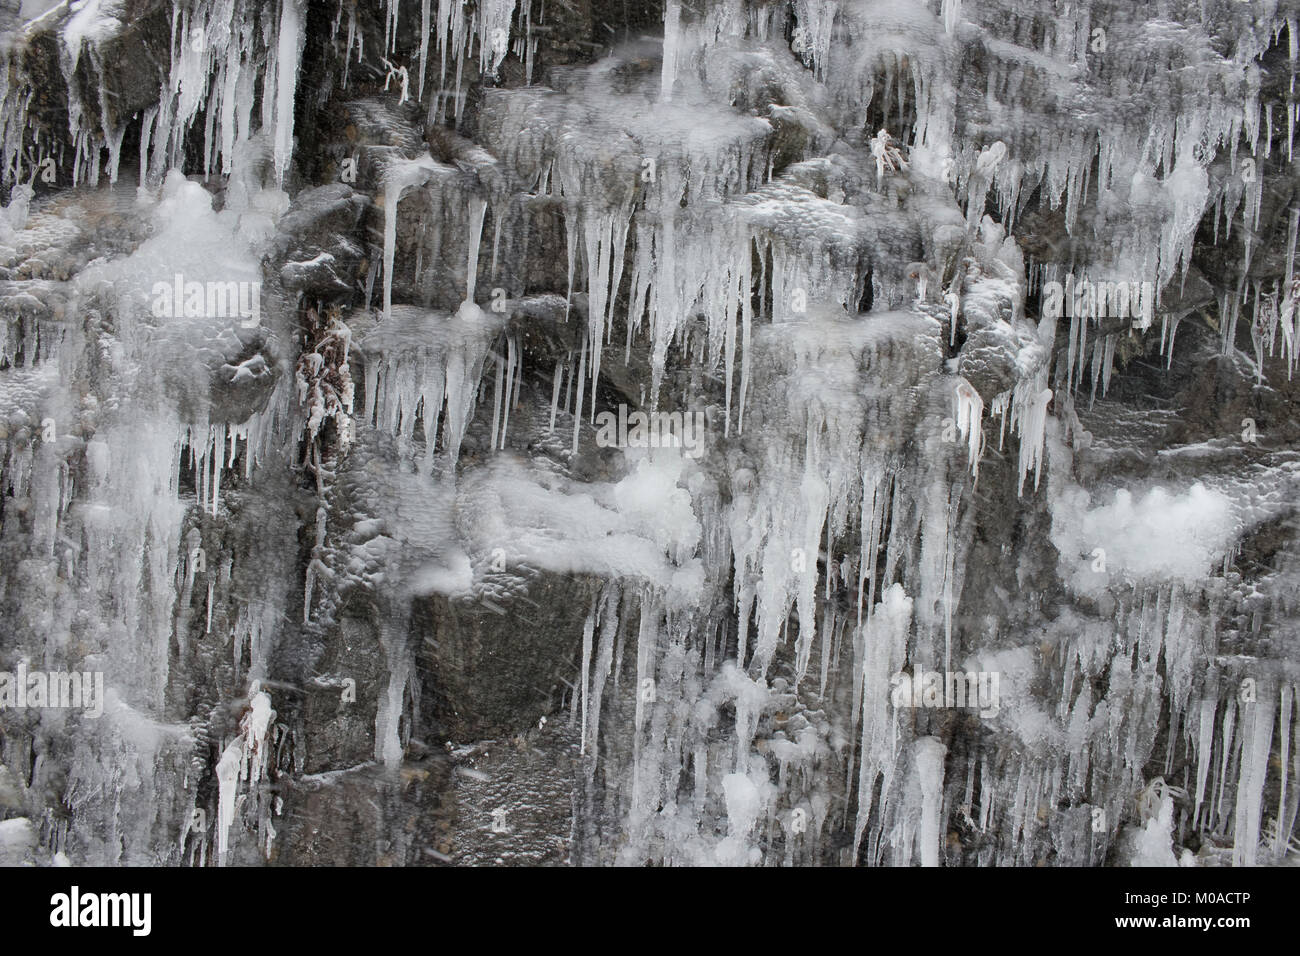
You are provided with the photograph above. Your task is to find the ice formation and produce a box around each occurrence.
[0,0,1298,871]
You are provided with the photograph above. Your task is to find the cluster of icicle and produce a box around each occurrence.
[0,3,307,865]
[545,0,1300,867]
[337,0,532,124]
[667,0,1300,380]
[471,80,886,445]
[358,301,500,470]
[0,0,306,190]
[214,683,277,866]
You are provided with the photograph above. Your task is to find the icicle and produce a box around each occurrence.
[215,684,275,866]
[490,349,504,451]
[501,335,518,449]
[465,196,488,303]
[211,423,224,517]
[941,0,961,35]
[1273,683,1294,861]
[1193,694,1217,828]
[343,0,358,88]
[1214,699,1237,828]
[549,358,563,434]
[852,585,912,860]
[572,331,587,455]
[660,0,681,103]
[953,378,984,479]
[579,603,595,755]
[1233,687,1275,866]
[417,0,432,97]
[997,380,1052,496]
[915,737,946,867]
[586,588,618,766]
[375,617,410,769]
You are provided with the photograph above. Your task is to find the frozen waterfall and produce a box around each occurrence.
[0,0,1297,874]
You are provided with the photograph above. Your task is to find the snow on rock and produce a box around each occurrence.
[1050,480,1238,594]
[456,450,705,604]
[0,817,37,865]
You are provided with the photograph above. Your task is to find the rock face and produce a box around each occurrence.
[0,0,1298,868]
